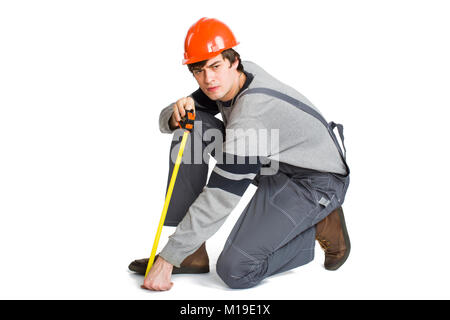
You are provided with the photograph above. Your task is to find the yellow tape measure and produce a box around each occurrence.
[144,130,190,278]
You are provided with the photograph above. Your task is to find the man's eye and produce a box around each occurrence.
[213,65,220,69]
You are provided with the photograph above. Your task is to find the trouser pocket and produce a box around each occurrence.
[270,175,319,226]
[268,174,322,249]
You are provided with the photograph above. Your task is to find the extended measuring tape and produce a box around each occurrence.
[144,109,196,278]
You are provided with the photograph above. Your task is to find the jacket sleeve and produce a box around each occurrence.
[159,153,262,267]
[159,104,176,134]
[159,117,266,267]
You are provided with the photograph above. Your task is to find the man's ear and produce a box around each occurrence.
[229,58,239,70]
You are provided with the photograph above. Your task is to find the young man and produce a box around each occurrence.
[131,17,351,291]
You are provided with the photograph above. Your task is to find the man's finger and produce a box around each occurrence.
[177,100,186,117]
[172,105,181,122]
[185,97,195,111]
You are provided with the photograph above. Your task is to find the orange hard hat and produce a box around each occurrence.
[182,17,239,65]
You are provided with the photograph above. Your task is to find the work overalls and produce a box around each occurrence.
[162,88,350,289]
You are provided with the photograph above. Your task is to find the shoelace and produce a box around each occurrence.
[317,237,345,257]
[316,237,331,252]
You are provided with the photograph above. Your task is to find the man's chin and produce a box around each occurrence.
[199,87,221,100]
[204,92,222,101]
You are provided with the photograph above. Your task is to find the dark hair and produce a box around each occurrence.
[187,48,243,74]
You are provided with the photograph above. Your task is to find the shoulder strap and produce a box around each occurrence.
[239,87,347,161]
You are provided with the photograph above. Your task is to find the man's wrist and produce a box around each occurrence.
[157,256,174,270]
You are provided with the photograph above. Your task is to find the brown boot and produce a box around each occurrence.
[128,243,209,275]
[315,206,351,271]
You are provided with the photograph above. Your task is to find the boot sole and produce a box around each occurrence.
[325,206,351,271]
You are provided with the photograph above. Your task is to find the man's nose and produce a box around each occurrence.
[204,69,215,83]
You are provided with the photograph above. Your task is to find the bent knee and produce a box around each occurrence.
[216,251,266,289]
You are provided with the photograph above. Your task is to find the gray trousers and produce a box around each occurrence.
[163,110,350,289]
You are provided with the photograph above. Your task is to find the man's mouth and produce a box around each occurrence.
[207,86,220,92]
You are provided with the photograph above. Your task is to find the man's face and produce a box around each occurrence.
[191,54,239,101]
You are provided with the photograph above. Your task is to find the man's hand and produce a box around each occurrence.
[169,96,195,130]
[141,256,174,291]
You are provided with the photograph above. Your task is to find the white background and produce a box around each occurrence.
[1,0,449,299]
